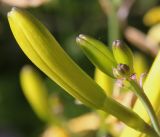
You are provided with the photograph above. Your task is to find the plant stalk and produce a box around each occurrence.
[129,79,160,136]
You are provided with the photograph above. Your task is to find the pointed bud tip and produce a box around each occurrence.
[7,7,18,17]
[11,7,18,11]
[112,40,124,47]
[76,34,87,44]
[78,34,86,39]
[20,65,36,76]
[22,65,33,72]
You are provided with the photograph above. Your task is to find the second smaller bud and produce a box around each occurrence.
[112,40,134,74]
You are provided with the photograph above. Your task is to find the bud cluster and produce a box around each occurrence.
[77,35,134,79]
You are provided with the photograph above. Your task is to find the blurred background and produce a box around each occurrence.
[0,0,160,137]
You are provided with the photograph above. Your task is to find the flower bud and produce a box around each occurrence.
[8,8,155,134]
[76,34,117,78]
[112,40,134,73]
[20,65,52,122]
[8,7,105,109]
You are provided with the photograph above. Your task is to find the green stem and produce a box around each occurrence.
[108,11,120,46]
[98,0,121,45]
[102,97,159,137]
[107,1,120,46]
[129,79,160,136]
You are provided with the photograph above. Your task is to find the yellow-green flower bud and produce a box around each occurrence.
[76,34,117,78]
[112,40,134,74]
[8,7,105,109]
[8,8,158,135]
[20,65,52,122]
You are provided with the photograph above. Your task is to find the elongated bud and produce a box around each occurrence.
[76,34,117,78]
[8,8,157,134]
[20,65,52,122]
[112,40,134,73]
[8,7,105,109]
[113,64,130,78]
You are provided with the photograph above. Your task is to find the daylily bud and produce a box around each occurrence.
[76,34,117,78]
[8,8,157,135]
[20,65,52,122]
[8,7,105,109]
[112,40,134,73]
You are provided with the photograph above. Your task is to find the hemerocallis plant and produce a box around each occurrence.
[8,8,160,137]
[20,65,52,122]
[20,65,70,136]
